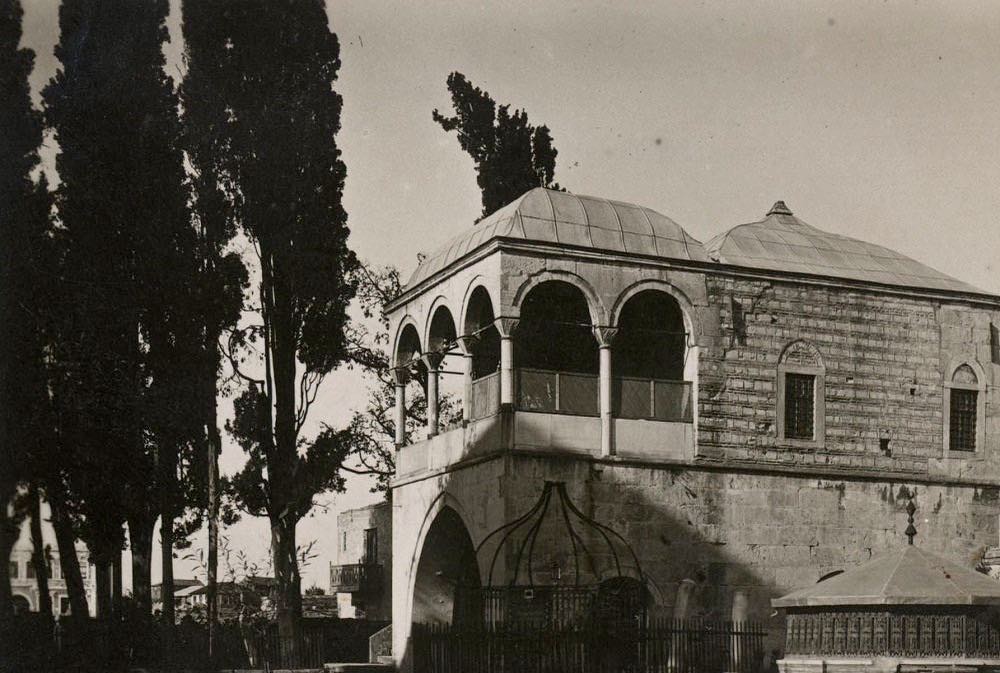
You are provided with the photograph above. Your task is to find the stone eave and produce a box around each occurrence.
[773,595,1000,608]
[386,237,1000,316]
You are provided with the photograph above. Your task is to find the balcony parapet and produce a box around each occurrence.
[329,562,383,594]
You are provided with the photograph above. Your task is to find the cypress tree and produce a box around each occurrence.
[180,0,249,642]
[433,71,562,216]
[191,1,358,657]
[43,0,193,620]
[0,0,46,623]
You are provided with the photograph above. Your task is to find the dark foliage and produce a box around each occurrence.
[43,0,197,618]
[433,72,562,216]
[185,0,358,653]
[0,0,51,622]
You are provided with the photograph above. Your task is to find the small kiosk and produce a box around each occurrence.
[773,502,1000,672]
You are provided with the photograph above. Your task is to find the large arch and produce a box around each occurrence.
[614,289,687,380]
[424,297,457,353]
[516,280,598,375]
[610,279,696,338]
[394,319,423,369]
[511,270,606,326]
[12,592,32,614]
[410,505,480,627]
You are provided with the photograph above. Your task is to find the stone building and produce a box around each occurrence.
[384,188,1000,669]
[330,501,391,620]
[9,512,96,617]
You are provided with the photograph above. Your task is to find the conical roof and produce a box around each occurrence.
[406,188,707,289]
[706,201,985,295]
[772,546,1000,608]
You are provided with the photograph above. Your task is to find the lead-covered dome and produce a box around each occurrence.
[706,201,984,294]
[407,188,707,288]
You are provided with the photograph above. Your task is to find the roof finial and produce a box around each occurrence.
[767,201,793,216]
[905,499,917,546]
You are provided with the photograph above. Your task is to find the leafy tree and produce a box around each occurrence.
[44,0,194,620]
[180,0,250,638]
[192,1,358,656]
[433,72,561,217]
[342,265,460,493]
[0,0,47,623]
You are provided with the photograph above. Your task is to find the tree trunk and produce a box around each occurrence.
[50,493,88,621]
[28,484,53,618]
[160,506,174,626]
[111,552,123,621]
[206,402,220,655]
[127,514,155,620]
[93,554,111,621]
[0,496,17,623]
[271,513,301,666]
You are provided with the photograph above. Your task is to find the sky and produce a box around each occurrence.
[17,0,1000,591]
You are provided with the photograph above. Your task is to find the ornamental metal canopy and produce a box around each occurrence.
[772,546,1000,608]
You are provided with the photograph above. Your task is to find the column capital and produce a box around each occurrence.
[391,366,409,386]
[455,334,479,355]
[592,326,620,348]
[420,352,445,372]
[495,317,520,338]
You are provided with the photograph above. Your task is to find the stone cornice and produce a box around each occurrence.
[386,237,1000,315]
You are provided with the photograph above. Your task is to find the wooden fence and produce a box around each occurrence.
[412,617,767,673]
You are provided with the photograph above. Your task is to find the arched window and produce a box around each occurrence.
[945,362,985,454]
[395,323,425,390]
[613,290,691,421]
[777,340,825,446]
[463,286,500,380]
[515,281,598,415]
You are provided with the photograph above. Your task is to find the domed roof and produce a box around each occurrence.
[406,188,707,288]
[772,545,1000,608]
[706,201,984,294]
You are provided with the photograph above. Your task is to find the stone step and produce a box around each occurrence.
[323,664,394,673]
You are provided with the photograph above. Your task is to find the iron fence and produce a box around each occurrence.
[412,617,767,673]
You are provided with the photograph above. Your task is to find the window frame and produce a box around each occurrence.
[943,361,986,457]
[776,356,825,449]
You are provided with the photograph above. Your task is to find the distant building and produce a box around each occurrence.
[151,579,202,615]
[330,501,391,620]
[9,511,96,617]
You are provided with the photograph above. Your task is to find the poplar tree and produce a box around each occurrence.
[186,1,358,657]
[43,0,193,619]
[433,72,561,216]
[0,0,46,623]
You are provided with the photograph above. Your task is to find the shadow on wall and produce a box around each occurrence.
[396,451,995,671]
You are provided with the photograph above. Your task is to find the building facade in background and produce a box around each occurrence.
[330,501,392,620]
[10,516,96,617]
[385,188,1000,668]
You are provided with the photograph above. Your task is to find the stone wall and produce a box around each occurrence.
[699,275,1000,479]
[495,454,1000,645]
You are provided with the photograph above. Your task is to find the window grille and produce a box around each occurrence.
[784,373,815,440]
[950,388,978,451]
[8,562,17,579]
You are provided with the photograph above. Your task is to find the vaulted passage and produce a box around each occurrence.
[411,507,480,627]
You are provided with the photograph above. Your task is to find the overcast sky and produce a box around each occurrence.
[18,0,1000,590]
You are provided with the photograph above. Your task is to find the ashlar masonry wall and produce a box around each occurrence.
[698,275,1000,479]
[497,454,1000,646]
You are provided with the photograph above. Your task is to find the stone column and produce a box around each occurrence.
[392,367,408,447]
[456,335,478,424]
[593,327,619,457]
[495,318,520,407]
[422,353,444,437]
